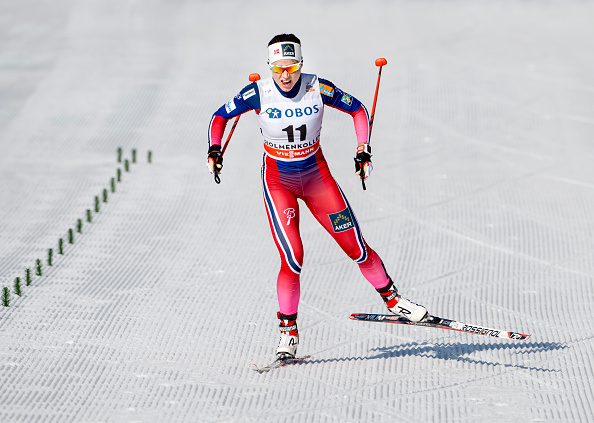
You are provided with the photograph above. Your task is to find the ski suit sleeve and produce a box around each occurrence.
[208,83,261,148]
[319,78,370,145]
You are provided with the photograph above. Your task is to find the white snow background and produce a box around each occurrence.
[1,0,593,422]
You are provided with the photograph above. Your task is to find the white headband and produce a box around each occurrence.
[268,42,302,64]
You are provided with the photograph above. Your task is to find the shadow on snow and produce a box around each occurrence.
[301,341,566,372]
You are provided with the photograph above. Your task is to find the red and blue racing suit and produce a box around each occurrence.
[208,74,391,316]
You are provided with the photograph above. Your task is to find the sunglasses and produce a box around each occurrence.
[269,61,302,74]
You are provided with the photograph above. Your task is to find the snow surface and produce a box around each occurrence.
[1,0,594,422]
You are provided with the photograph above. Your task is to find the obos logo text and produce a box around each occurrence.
[266,105,320,119]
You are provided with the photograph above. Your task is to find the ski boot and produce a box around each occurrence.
[377,279,429,322]
[276,312,298,359]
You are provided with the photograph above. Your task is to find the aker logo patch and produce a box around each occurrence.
[320,83,334,97]
[341,93,353,106]
[282,43,296,57]
[329,208,355,233]
[265,107,282,118]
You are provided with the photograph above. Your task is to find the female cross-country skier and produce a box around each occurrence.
[208,33,429,360]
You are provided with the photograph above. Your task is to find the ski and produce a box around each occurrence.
[350,313,531,341]
[253,355,311,374]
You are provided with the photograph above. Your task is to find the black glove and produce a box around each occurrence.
[208,145,223,172]
[354,143,372,179]
[207,145,223,183]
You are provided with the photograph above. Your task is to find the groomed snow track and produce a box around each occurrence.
[1,1,593,422]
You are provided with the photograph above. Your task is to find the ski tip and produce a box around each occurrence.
[253,362,276,374]
[252,355,311,374]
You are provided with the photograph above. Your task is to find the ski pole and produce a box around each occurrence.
[360,57,387,191]
[214,73,260,184]
[369,58,387,138]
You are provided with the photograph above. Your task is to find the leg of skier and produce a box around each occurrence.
[303,151,428,322]
[262,157,303,358]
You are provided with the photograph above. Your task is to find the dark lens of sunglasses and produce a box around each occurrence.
[272,63,300,74]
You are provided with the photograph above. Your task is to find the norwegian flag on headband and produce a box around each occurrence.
[274,49,279,54]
